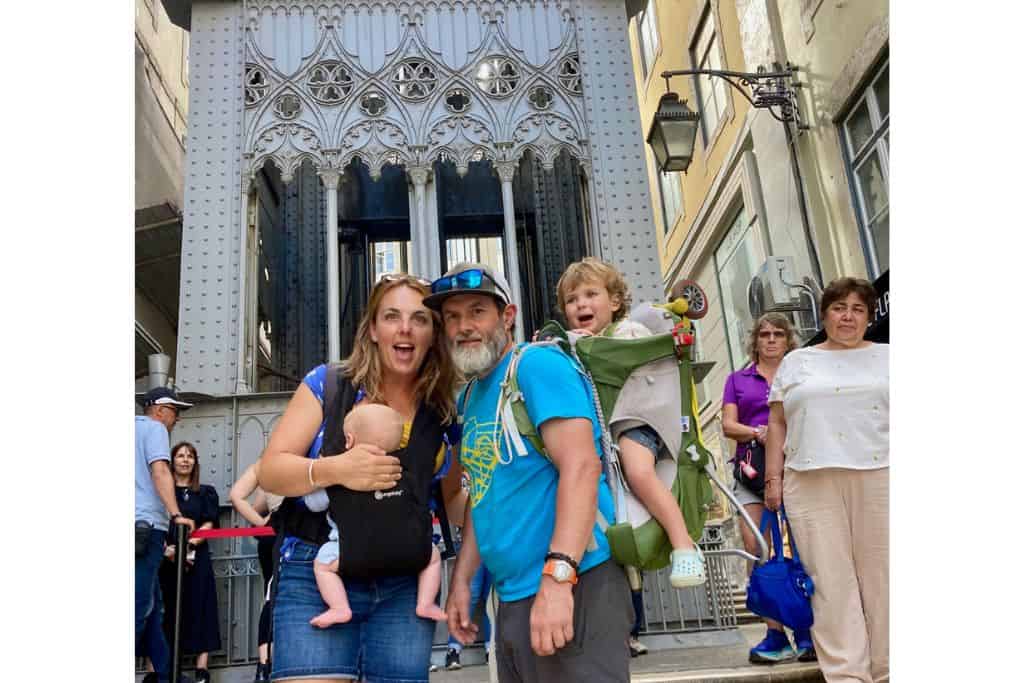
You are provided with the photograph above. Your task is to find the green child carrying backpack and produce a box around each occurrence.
[486,298,715,574]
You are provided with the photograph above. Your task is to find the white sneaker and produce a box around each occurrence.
[669,547,706,588]
[628,636,649,657]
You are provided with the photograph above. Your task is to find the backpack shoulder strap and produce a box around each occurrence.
[496,343,550,461]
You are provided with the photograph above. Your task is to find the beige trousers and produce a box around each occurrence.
[783,467,889,683]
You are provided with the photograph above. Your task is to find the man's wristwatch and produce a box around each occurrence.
[542,558,578,584]
[542,552,579,585]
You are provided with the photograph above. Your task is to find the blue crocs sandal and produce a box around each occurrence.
[669,546,706,588]
[749,628,796,664]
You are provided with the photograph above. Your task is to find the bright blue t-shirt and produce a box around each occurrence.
[135,415,171,530]
[459,344,615,602]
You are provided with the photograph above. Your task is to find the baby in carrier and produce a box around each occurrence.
[556,257,706,588]
[306,402,446,627]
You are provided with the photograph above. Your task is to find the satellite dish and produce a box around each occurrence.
[748,274,765,319]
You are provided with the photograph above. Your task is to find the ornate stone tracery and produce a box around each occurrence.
[306,61,355,104]
[241,1,591,182]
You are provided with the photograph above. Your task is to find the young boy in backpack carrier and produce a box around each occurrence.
[556,257,706,588]
[306,402,447,626]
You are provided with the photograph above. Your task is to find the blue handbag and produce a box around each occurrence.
[745,507,815,629]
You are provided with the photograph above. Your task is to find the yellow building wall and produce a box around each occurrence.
[628,0,752,277]
[778,0,889,281]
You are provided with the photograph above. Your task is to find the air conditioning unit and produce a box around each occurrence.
[747,256,815,318]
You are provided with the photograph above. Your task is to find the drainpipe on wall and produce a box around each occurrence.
[783,120,825,287]
[148,353,172,390]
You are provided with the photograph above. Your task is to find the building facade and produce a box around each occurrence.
[626,0,888,581]
[137,0,192,390]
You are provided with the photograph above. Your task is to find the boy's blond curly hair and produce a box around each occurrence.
[556,257,632,323]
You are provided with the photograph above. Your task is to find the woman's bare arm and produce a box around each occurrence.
[764,402,787,511]
[230,462,269,527]
[721,403,761,443]
[258,382,403,496]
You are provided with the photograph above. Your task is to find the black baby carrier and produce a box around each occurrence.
[278,363,446,579]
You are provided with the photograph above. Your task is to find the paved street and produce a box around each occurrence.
[169,624,822,683]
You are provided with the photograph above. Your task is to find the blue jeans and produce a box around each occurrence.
[136,526,170,681]
[272,539,434,682]
[449,564,493,650]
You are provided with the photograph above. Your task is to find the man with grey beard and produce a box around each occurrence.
[425,263,632,683]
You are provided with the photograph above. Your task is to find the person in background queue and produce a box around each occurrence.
[136,387,195,683]
[230,461,282,683]
[159,442,222,683]
[722,312,815,663]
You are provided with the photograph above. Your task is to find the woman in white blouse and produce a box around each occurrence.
[764,277,888,683]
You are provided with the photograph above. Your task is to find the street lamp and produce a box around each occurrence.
[646,62,824,286]
[647,63,807,174]
[647,93,701,174]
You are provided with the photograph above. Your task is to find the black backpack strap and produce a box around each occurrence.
[433,479,456,560]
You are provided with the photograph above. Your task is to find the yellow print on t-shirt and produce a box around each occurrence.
[459,415,501,508]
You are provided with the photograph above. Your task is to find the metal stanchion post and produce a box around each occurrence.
[172,523,187,683]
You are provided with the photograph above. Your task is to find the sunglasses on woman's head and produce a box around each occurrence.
[376,273,431,288]
[430,269,492,294]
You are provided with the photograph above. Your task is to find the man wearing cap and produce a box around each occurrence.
[428,263,633,682]
[136,387,196,683]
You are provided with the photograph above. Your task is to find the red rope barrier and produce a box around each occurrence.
[191,526,275,540]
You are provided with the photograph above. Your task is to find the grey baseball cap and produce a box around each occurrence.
[423,262,514,311]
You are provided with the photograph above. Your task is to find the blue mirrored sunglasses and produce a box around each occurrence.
[431,268,489,294]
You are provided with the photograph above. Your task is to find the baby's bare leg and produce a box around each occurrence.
[619,436,694,549]
[415,546,446,621]
[310,559,353,627]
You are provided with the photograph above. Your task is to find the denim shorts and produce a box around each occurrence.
[621,425,663,458]
[272,539,435,682]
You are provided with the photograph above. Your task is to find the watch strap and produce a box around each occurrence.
[544,551,578,572]
[542,559,579,585]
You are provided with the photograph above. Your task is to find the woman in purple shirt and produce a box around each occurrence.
[721,312,813,664]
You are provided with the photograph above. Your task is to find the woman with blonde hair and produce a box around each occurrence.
[765,277,888,682]
[257,274,464,683]
[721,313,814,664]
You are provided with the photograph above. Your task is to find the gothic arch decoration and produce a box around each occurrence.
[509,111,586,170]
[426,115,496,176]
[337,118,412,180]
[250,121,326,183]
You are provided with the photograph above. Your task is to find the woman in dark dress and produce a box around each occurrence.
[160,441,222,683]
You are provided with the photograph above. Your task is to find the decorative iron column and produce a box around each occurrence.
[235,176,253,393]
[495,160,525,341]
[318,166,342,362]
[408,165,438,279]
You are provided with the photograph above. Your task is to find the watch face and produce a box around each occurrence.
[553,561,572,582]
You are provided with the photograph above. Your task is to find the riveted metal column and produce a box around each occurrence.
[495,160,525,342]
[318,167,341,363]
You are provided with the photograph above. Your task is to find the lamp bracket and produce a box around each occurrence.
[660,63,809,130]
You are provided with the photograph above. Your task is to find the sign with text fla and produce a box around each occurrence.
[865,270,889,344]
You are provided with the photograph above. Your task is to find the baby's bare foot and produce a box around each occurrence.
[415,603,447,621]
[310,607,352,628]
